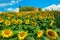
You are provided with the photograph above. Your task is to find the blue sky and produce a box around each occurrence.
[0,0,60,12]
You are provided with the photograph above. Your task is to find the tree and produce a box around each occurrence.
[19,6,34,12]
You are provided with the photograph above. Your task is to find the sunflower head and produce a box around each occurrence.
[1,29,13,38]
[39,16,44,20]
[0,17,4,23]
[5,20,11,26]
[32,16,37,20]
[18,31,27,40]
[12,19,18,24]
[18,19,22,24]
[32,22,37,26]
[27,15,30,18]
[7,13,14,17]
[37,30,43,37]
[17,13,22,17]
[46,29,57,39]
[25,19,29,24]
[50,20,54,26]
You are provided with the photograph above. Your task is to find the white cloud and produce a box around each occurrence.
[42,4,60,11]
[0,0,22,7]
[7,8,19,12]
[11,1,15,3]
[14,8,19,12]
[7,8,13,11]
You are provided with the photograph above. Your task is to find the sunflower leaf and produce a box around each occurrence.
[26,37,35,40]
[54,29,60,32]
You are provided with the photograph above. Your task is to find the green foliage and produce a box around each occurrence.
[0,8,60,40]
[19,6,34,11]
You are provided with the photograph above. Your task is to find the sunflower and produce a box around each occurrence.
[25,15,30,19]
[7,13,14,19]
[32,22,37,26]
[0,17,4,23]
[39,15,44,20]
[25,19,29,24]
[37,30,43,37]
[27,15,30,18]
[12,19,18,24]
[7,17,11,19]
[47,14,52,19]
[32,16,37,20]
[17,13,22,18]
[46,29,57,39]
[1,29,13,38]
[5,20,11,26]
[18,19,22,24]
[7,13,14,17]
[50,20,54,26]
[18,31,27,40]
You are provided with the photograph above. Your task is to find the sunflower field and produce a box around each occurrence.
[0,11,60,40]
